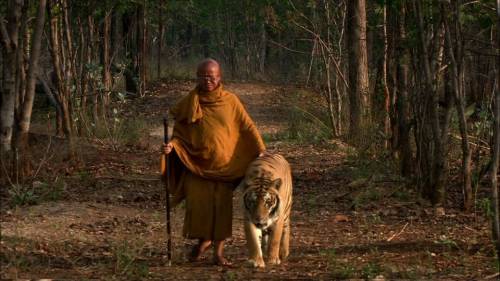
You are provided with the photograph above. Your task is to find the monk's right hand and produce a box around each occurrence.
[162,142,173,154]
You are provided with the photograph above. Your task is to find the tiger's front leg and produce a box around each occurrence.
[244,220,265,268]
[267,219,284,265]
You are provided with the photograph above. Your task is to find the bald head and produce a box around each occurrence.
[197,58,220,74]
[196,58,222,92]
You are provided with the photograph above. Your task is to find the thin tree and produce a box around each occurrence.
[490,0,500,267]
[442,1,473,211]
[0,0,23,152]
[395,1,412,177]
[15,0,47,175]
[157,0,164,79]
[102,8,112,107]
[346,0,370,140]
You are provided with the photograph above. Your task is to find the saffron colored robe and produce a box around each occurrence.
[168,84,265,240]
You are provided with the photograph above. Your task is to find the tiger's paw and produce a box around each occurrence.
[248,256,265,268]
[267,256,281,265]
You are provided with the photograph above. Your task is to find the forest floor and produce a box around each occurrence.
[1,80,499,280]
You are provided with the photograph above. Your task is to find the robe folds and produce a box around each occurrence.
[168,84,265,240]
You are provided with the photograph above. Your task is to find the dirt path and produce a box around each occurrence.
[1,81,497,280]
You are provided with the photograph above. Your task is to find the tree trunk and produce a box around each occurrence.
[15,5,28,115]
[157,0,164,79]
[414,1,447,206]
[102,10,112,107]
[76,16,88,135]
[396,2,412,177]
[0,0,23,152]
[490,0,500,266]
[85,15,99,127]
[17,0,47,136]
[48,0,74,150]
[346,0,370,140]
[137,1,147,96]
[14,0,47,176]
[442,2,473,211]
[382,4,390,149]
[112,10,123,63]
[259,17,266,76]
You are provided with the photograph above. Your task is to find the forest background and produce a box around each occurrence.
[1,0,499,279]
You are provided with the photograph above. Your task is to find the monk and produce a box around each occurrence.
[162,59,265,266]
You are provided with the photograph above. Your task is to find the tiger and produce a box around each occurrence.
[239,153,292,268]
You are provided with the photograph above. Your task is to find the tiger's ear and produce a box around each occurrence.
[272,178,282,190]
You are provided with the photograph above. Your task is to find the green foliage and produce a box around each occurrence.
[8,184,38,206]
[459,0,496,28]
[77,169,92,183]
[223,271,238,281]
[8,180,66,207]
[113,240,149,279]
[345,148,396,181]
[266,97,333,143]
[368,213,383,224]
[324,249,355,279]
[361,262,383,279]
[161,59,199,80]
[38,180,65,201]
[434,235,459,250]
[85,105,150,149]
[477,198,493,218]
[391,189,411,201]
[351,188,382,210]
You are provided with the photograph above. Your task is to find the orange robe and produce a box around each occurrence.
[168,84,265,240]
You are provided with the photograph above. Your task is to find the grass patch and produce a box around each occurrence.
[391,189,412,201]
[91,117,149,148]
[112,240,149,280]
[265,106,333,143]
[324,249,355,279]
[361,262,383,279]
[160,58,199,80]
[7,179,66,207]
[8,184,39,206]
[351,188,383,210]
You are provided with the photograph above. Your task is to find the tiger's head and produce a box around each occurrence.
[242,176,283,229]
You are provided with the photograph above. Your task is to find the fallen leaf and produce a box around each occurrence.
[333,214,349,223]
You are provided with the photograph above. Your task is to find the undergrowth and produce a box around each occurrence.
[7,180,66,207]
[263,90,333,143]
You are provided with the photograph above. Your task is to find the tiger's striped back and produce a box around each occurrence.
[242,153,292,228]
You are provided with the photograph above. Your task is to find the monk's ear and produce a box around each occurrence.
[272,178,282,190]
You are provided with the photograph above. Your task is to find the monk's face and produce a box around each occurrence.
[197,63,221,92]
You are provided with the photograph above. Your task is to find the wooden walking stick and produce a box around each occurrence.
[163,113,173,266]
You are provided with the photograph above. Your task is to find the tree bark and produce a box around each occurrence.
[396,2,412,177]
[346,0,370,140]
[137,1,147,96]
[259,18,266,76]
[414,1,447,205]
[48,0,73,143]
[442,2,473,211]
[382,3,390,149]
[16,0,47,136]
[490,0,500,266]
[0,0,23,152]
[157,0,164,79]
[14,0,47,175]
[102,9,112,107]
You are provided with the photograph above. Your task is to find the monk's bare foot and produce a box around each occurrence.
[189,240,211,262]
[214,255,232,266]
